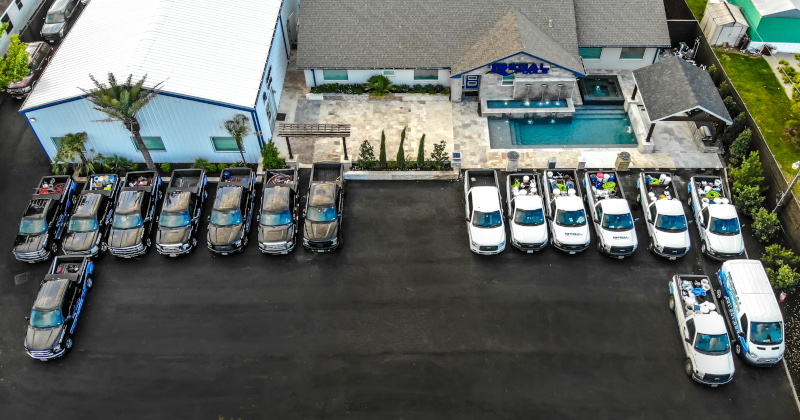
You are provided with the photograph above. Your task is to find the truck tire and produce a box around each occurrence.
[50,242,58,256]
[86,277,93,289]
[715,288,722,299]
[701,243,708,256]
[684,359,693,377]
[669,296,675,311]
[65,337,73,350]
[734,341,742,356]
[687,197,692,207]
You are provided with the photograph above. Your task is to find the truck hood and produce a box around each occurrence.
[706,232,745,255]
[304,220,337,241]
[25,325,64,351]
[599,228,637,247]
[157,226,191,245]
[469,225,505,246]
[108,227,143,248]
[510,223,547,245]
[692,351,735,376]
[207,224,243,245]
[7,75,33,89]
[654,229,690,249]
[259,224,294,243]
[62,230,100,252]
[552,224,589,245]
[13,233,47,254]
[41,23,65,37]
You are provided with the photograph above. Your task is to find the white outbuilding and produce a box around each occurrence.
[701,1,749,47]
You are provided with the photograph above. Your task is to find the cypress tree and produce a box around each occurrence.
[379,130,387,168]
[397,127,406,169]
[416,134,426,168]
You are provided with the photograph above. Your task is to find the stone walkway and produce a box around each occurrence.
[276,52,723,170]
[764,52,800,100]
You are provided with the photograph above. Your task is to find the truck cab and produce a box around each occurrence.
[506,172,547,252]
[108,171,161,258]
[41,0,81,43]
[669,275,734,386]
[303,163,345,252]
[7,42,55,99]
[688,175,744,260]
[207,168,256,254]
[464,169,505,255]
[25,256,94,361]
[259,167,299,254]
[62,174,121,257]
[13,176,77,263]
[638,172,690,259]
[542,170,589,253]
[156,169,207,256]
[584,171,636,258]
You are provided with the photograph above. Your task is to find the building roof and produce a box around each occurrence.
[632,56,733,125]
[450,9,584,76]
[573,0,670,48]
[705,2,749,27]
[297,0,669,71]
[750,0,800,19]
[21,0,283,111]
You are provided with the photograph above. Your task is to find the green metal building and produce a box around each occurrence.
[729,0,800,52]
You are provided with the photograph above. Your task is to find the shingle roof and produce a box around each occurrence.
[632,56,733,124]
[450,9,584,76]
[298,0,669,71]
[573,0,670,48]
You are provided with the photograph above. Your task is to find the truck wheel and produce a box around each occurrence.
[684,359,693,377]
[50,242,58,256]
[100,242,108,253]
[686,197,692,207]
[669,296,675,311]
[636,194,641,204]
[191,238,197,248]
[65,337,73,350]
[715,288,722,299]
[701,243,708,255]
[734,342,742,356]
[647,242,654,252]
[146,238,152,248]
[86,277,93,289]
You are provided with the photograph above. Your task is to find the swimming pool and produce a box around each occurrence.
[488,105,637,148]
[486,100,568,109]
[578,76,624,105]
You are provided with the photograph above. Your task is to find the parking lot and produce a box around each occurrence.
[1,131,799,419]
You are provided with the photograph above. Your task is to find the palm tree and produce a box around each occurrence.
[80,73,163,171]
[52,132,97,175]
[223,113,252,164]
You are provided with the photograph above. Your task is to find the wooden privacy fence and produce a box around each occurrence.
[277,123,351,160]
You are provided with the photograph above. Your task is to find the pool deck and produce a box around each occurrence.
[277,52,723,170]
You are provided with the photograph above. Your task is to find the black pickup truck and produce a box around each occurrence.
[258,167,300,254]
[25,256,94,361]
[156,169,208,256]
[207,167,257,255]
[303,162,345,252]
[62,174,122,257]
[107,171,162,258]
[13,176,77,263]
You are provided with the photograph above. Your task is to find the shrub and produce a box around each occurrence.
[160,162,171,173]
[416,134,425,168]
[796,53,800,61]
[431,140,448,170]
[729,128,751,165]
[752,207,781,243]
[103,155,136,175]
[218,163,228,171]
[766,264,800,289]
[722,96,739,119]
[207,164,218,173]
[722,113,747,145]
[780,59,790,66]
[379,130,387,168]
[261,139,285,169]
[192,158,211,170]
[762,244,800,271]
[368,75,392,97]
[356,139,376,169]
[706,64,716,77]
[733,184,764,217]
[397,127,406,169]
[728,151,765,193]
[718,81,731,98]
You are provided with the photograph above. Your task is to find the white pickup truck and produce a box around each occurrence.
[464,169,505,255]
[541,170,589,254]
[506,172,548,252]
[637,171,690,259]
[669,274,735,387]
[687,175,744,260]
[583,170,637,258]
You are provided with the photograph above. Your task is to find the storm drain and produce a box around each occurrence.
[14,272,29,285]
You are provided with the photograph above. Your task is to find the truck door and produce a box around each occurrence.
[685,317,696,345]
[700,207,710,239]
[595,203,603,230]
[466,193,473,222]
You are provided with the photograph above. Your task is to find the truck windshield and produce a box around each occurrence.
[472,210,502,228]
[709,217,740,235]
[655,214,687,232]
[555,209,586,227]
[694,333,730,355]
[45,13,65,24]
[210,209,242,226]
[261,209,292,226]
[159,211,191,228]
[514,209,544,226]
[68,218,98,232]
[20,218,48,235]
[30,309,63,328]
[113,214,143,229]
[307,206,337,223]
[750,321,783,345]
[602,213,633,231]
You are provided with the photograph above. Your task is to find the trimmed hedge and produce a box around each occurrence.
[311,83,450,95]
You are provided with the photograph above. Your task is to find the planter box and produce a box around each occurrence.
[345,169,459,181]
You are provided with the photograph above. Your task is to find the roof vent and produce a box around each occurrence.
[548,19,553,28]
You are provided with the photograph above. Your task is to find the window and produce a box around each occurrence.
[383,70,395,77]
[262,91,268,103]
[501,75,514,86]
[211,137,241,152]
[51,137,64,147]
[686,318,696,342]
[579,47,602,59]
[1,15,12,34]
[131,136,166,152]
[620,47,646,60]
[322,69,348,81]
[741,314,748,336]
[15,0,23,10]
[414,69,438,81]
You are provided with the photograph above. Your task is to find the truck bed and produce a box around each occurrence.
[544,170,580,197]
[641,172,677,204]
[692,175,730,200]
[586,170,623,200]
[169,169,203,191]
[266,169,296,185]
[312,163,343,182]
[220,168,255,188]
[674,275,722,317]
[122,171,157,191]
[466,170,497,188]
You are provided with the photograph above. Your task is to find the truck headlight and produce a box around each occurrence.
[22,86,31,92]
[331,237,339,246]
[656,244,664,252]
[303,239,310,246]
[89,245,99,254]
[748,352,757,359]
[232,239,242,246]
[181,243,190,250]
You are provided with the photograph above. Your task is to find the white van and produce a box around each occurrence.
[716,260,784,366]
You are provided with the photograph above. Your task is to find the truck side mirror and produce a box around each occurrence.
[24,316,29,322]
[738,332,745,338]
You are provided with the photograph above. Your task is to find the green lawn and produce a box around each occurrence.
[686,0,707,20]
[715,50,800,182]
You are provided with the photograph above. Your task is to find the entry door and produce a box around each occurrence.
[463,75,480,90]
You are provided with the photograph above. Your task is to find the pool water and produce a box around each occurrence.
[585,81,616,97]
[486,100,568,109]
[488,105,637,148]
[578,76,624,105]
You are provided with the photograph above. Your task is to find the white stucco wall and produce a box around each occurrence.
[303,69,450,87]
[581,47,659,71]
